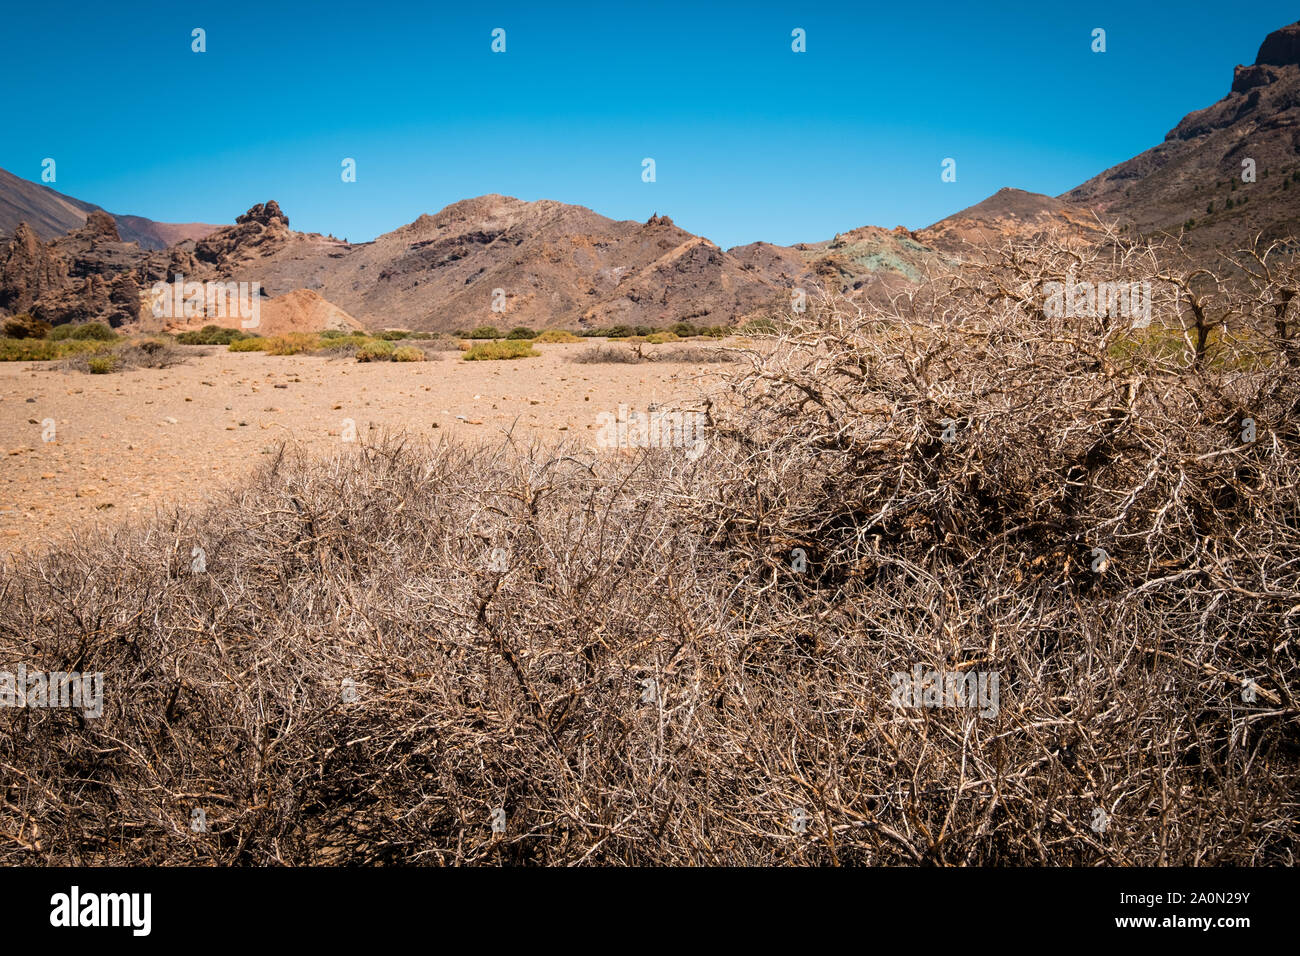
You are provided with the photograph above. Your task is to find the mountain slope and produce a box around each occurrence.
[186,196,793,331]
[0,167,218,250]
[917,188,1107,254]
[1064,21,1300,253]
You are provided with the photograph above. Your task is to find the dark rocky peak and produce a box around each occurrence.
[236,200,289,228]
[1256,22,1300,67]
[196,201,293,267]
[1231,22,1300,93]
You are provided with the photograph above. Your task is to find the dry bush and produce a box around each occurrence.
[571,343,740,365]
[58,337,186,374]
[0,437,737,865]
[413,336,466,352]
[570,344,645,364]
[0,233,1296,866]
[653,345,740,363]
[690,230,1300,864]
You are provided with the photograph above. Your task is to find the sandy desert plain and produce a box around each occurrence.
[0,341,732,555]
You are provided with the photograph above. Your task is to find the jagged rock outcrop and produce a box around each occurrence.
[0,222,68,314]
[0,214,163,327]
[194,201,293,268]
[78,210,121,242]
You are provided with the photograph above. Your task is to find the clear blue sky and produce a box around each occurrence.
[3,0,1295,248]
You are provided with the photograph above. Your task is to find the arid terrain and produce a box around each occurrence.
[0,342,729,553]
[0,17,1297,874]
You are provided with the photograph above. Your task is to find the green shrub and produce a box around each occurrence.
[0,338,60,361]
[70,322,118,341]
[0,337,119,361]
[87,356,119,374]
[392,346,426,362]
[49,322,117,342]
[462,340,538,361]
[176,325,254,345]
[506,326,538,340]
[262,333,319,356]
[316,334,369,352]
[533,329,582,343]
[376,329,411,340]
[356,339,397,362]
[229,337,269,352]
[467,325,501,340]
[605,325,632,338]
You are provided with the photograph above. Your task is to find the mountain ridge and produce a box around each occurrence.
[0,168,218,251]
[4,20,1300,332]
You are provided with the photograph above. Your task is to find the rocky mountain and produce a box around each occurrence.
[916,188,1107,254]
[0,212,163,327]
[732,224,945,299]
[0,167,217,251]
[1064,21,1300,254]
[185,195,795,331]
[7,20,1300,334]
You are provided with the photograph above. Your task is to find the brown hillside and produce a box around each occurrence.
[1064,20,1300,253]
[187,196,793,331]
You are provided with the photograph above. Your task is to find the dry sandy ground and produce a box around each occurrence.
[0,342,734,556]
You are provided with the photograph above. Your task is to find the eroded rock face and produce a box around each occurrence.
[0,215,163,327]
[0,223,68,314]
[180,194,798,331]
[1232,63,1283,94]
[78,210,122,243]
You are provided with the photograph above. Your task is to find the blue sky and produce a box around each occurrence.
[3,0,1295,247]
